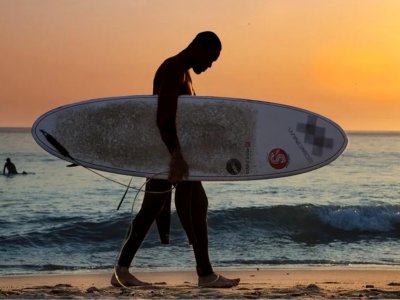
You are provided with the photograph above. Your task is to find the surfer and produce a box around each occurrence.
[112,31,240,288]
[3,158,18,175]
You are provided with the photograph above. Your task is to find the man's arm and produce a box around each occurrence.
[3,164,6,175]
[156,68,181,155]
[156,62,189,182]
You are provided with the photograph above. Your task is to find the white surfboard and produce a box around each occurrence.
[32,95,347,181]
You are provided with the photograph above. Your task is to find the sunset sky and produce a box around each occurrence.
[1,0,399,131]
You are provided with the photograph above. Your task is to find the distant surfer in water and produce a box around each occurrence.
[3,158,18,175]
[112,32,240,288]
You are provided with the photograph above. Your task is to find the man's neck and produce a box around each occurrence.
[177,48,194,71]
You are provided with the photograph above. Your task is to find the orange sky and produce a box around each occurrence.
[1,0,399,131]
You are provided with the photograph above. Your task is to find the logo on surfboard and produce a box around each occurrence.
[226,158,242,175]
[296,115,334,156]
[268,148,289,169]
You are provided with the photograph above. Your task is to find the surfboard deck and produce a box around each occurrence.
[32,95,347,181]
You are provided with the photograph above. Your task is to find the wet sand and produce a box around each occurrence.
[1,267,400,299]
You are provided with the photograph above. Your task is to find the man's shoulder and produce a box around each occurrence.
[160,56,184,71]
[156,56,186,82]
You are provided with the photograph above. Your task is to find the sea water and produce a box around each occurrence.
[0,128,399,275]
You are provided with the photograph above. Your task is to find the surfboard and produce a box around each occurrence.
[2,172,34,177]
[32,95,347,181]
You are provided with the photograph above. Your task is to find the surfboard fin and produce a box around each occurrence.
[40,130,72,159]
[66,163,78,167]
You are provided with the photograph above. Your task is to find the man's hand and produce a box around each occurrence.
[168,149,189,183]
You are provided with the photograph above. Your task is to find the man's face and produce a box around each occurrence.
[192,48,220,74]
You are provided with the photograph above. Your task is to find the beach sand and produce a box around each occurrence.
[1,268,400,299]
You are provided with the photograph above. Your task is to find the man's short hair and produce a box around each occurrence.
[189,31,222,51]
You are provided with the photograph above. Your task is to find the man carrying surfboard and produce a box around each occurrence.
[112,32,240,288]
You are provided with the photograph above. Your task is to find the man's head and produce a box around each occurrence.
[6,158,10,163]
[187,31,221,74]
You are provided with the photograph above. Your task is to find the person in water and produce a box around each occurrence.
[112,32,240,288]
[3,158,18,175]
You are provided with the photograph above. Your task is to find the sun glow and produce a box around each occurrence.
[1,0,400,130]
[313,43,400,101]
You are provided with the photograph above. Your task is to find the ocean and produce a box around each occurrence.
[0,128,399,275]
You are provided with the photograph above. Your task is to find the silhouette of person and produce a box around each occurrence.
[112,32,240,288]
[3,158,18,175]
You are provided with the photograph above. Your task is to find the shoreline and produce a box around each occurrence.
[2,263,400,276]
[2,267,400,299]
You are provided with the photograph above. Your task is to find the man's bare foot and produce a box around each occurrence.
[198,273,240,288]
[111,266,151,287]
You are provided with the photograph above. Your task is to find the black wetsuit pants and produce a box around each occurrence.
[117,179,213,277]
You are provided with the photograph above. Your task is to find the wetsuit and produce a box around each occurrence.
[116,58,213,277]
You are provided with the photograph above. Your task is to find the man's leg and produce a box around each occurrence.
[112,179,171,287]
[175,181,240,288]
[175,181,213,275]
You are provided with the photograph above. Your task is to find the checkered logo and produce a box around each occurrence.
[296,115,333,156]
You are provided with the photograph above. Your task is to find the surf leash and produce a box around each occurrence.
[117,177,133,210]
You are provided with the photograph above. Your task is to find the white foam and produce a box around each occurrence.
[318,206,400,232]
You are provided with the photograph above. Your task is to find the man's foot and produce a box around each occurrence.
[198,273,240,288]
[111,266,151,287]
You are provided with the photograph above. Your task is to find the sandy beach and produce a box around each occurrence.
[1,267,400,299]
